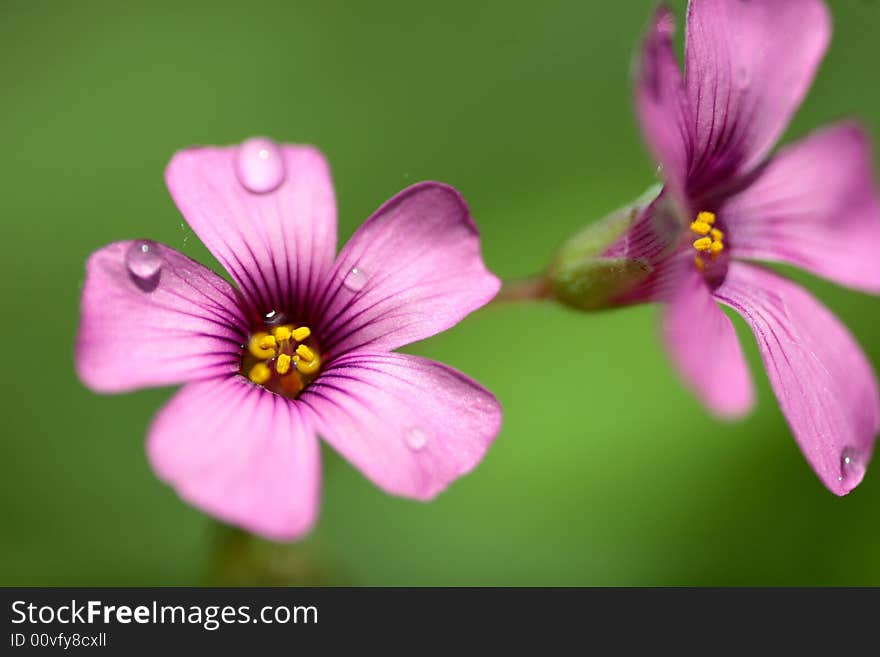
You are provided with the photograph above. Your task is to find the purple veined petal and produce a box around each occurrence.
[684,0,830,196]
[714,262,880,495]
[723,122,880,294]
[663,266,754,418]
[635,5,694,210]
[165,141,338,318]
[299,352,502,501]
[313,182,500,355]
[76,241,247,393]
[147,376,322,540]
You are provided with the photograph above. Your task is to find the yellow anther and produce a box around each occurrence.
[690,221,712,236]
[710,228,724,241]
[248,362,271,384]
[248,332,277,359]
[709,240,724,255]
[276,353,292,375]
[296,344,315,362]
[697,211,716,226]
[694,256,705,271]
[693,237,713,252]
[272,325,292,342]
[295,354,321,375]
[292,326,311,342]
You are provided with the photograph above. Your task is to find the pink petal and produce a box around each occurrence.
[313,182,500,355]
[299,352,501,501]
[685,0,830,195]
[714,262,880,495]
[147,376,321,540]
[635,6,693,207]
[165,141,337,317]
[662,267,754,418]
[723,123,880,294]
[76,241,247,393]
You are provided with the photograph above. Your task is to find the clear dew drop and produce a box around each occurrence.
[343,266,367,292]
[838,447,866,484]
[405,427,428,451]
[235,137,286,194]
[125,241,162,291]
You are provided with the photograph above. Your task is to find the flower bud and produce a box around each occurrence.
[547,184,661,311]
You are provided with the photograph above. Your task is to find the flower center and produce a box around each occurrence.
[239,322,322,398]
[689,211,725,271]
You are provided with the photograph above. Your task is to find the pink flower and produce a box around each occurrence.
[618,0,880,494]
[76,138,502,539]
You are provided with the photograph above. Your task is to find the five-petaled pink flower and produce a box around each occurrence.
[76,138,502,539]
[611,0,880,493]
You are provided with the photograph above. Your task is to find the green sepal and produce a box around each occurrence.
[548,184,661,311]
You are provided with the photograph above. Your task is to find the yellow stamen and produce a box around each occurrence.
[292,326,311,342]
[248,332,277,359]
[296,344,315,362]
[248,362,271,384]
[693,237,712,252]
[276,353,292,375]
[243,323,322,396]
[690,221,711,236]
[692,210,725,269]
[295,354,321,375]
[272,325,292,342]
[697,211,716,226]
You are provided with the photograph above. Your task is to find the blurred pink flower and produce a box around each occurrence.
[76,138,502,539]
[614,0,880,493]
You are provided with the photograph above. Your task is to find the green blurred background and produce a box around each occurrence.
[2,0,879,585]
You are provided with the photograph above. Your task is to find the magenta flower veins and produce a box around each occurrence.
[610,0,880,494]
[76,138,502,539]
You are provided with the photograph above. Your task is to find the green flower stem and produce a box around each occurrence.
[206,522,353,586]
[491,275,552,305]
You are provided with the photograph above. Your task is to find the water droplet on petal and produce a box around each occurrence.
[343,266,367,292]
[235,137,285,194]
[125,240,162,292]
[838,447,866,485]
[263,309,284,325]
[405,427,427,451]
